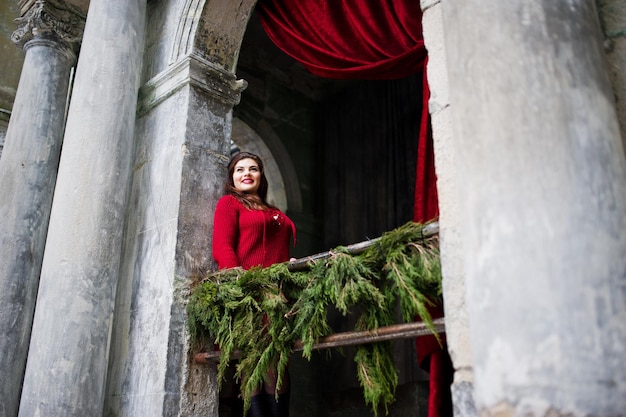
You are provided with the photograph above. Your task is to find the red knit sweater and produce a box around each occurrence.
[212,195,296,270]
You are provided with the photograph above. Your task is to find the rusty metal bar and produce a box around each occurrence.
[194,317,445,363]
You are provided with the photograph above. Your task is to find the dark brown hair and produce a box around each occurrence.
[224,151,272,210]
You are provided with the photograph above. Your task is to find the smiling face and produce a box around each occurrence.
[232,158,262,195]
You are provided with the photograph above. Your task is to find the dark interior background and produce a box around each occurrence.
[225,10,429,417]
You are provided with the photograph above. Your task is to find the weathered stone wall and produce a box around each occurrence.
[598,0,626,153]
[0,115,7,154]
[105,85,195,417]
[0,1,24,111]
[104,1,250,416]
[424,0,626,416]
[423,0,626,416]
[420,1,476,416]
[0,0,25,156]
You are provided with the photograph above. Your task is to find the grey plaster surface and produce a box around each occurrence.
[443,1,626,415]
[0,112,8,156]
[422,3,476,415]
[0,0,24,111]
[598,0,626,156]
[101,0,248,415]
[104,84,214,417]
[104,28,244,417]
[451,381,476,417]
[104,91,187,417]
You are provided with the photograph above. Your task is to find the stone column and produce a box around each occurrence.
[102,53,246,417]
[17,0,146,415]
[0,1,83,416]
[443,1,626,416]
[421,1,476,415]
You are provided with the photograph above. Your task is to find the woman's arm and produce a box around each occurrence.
[212,196,241,269]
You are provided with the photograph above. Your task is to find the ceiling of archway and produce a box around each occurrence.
[65,0,89,13]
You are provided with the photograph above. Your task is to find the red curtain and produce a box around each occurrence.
[257,0,438,223]
[257,0,427,80]
[256,0,447,415]
[413,59,440,224]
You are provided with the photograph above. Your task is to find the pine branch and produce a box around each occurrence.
[186,221,442,415]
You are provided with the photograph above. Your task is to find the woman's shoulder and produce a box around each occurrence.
[216,194,243,209]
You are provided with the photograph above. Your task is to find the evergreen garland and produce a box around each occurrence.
[187,221,442,415]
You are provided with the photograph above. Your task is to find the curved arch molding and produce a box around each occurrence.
[172,0,258,73]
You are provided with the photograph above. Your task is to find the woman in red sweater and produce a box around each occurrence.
[212,151,295,417]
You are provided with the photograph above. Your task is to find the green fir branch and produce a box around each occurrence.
[186,221,442,415]
[355,343,398,416]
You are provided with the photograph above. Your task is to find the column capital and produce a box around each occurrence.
[137,53,248,116]
[11,0,86,52]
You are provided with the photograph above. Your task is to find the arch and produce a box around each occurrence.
[169,0,303,214]
[172,0,258,73]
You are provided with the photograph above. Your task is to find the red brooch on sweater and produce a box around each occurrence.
[270,209,284,228]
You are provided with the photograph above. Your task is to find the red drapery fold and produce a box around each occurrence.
[414,59,440,223]
[257,0,439,223]
[256,0,446,415]
[257,0,427,80]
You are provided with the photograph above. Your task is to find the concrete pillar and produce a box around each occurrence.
[0,1,83,416]
[102,52,246,417]
[17,0,146,415]
[443,1,626,416]
[421,1,477,415]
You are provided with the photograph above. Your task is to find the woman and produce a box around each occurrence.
[212,151,295,417]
